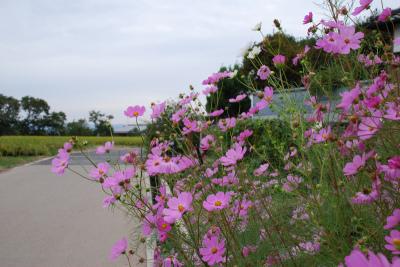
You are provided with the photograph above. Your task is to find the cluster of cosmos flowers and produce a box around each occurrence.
[51,0,400,266]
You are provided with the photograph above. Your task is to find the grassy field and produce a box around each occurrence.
[0,135,141,161]
[0,156,44,171]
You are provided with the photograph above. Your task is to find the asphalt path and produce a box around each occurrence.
[0,150,147,267]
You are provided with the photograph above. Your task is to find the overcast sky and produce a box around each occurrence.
[0,0,398,124]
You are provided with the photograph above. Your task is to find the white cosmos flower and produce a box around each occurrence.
[247,46,261,59]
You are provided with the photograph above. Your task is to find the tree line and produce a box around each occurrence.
[0,94,114,136]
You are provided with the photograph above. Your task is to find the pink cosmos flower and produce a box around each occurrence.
[89,162,110,181]
[179,92,198,106]
[337,84,361,111]
[343,249,400,267]
[338,26,364,54]
[358,116,382,140]
[395,38,400,46]
[385,156,400,180]
[272,54,286,67]
[283,175,303,192]
[63,142,73,152]
[254,163,269,176]
[124,105,145,118]
[378,8,392,22]
[229,94,247,103]
[202,71,233,85]
[343,154,367,176]
[314,126,332,143]
[103,195,116,208]
[109,237,128,261]
[162,192,193,223]
[200,236,226,265]
[203,191,232,211]
[209,109,224,117]
[233,199,253,217]
[218,117,236,132]
[171,108,186,123]
[257,65,271,80]
[385,209,400,230]
[151,102,166,119]
[293,45,310,66]
[202,85,218,95]
[384,102,400,121]
[242,245,257,257]
[182,118,201,135]
[220,143,246,166]
[51,150,70,175]
[200,135,215,151]
[352,0,373,16]
[237,129,253,143]
[303,12,313,24]
[120,151,138,164]
[263,86,274,104]
[351,179,380,205]
[163,254,183,267]
[96,141,114,154]
[385,230,400,255]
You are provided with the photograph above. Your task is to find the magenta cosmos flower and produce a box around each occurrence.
[343,249,400,267]
[358,116,382,140]
[337,84,361,111]
[303,12,313,24]
[150,102,166,119]
[203,191,232,211]
[200,236,226,265]
[343,154,367,176]
[395,38,400,46]
[51,150,70,175]
[272,54,286,67]
[109,237,128,261]
[200,134,215,151]
[89,162,110,181]
[385,209,400,230]
[254,163,269,176]
[162,192,193,224]
[218,117,236,132]
[386,230,400,255]
[96,141,114,155]
[229,94,247,103]
[338,26,364,54]
[378,8,392,22]
[220,143,246,166]
[257,65,271,80]
[352,0,373,16]
[209,109,224,117]
[124,105,145,118]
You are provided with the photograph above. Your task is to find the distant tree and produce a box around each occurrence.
[43,111,67,135]
[0,94,20,135]
[20,96,50,134]
[205,65,251,118]
[66,119,93,136]
[89,110,114,136]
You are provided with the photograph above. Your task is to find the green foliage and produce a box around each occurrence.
[0,136,141,157]
[66,119,93,136]
[205,65,251,117]
[233,118,293,169]
[88,110,114,136]
[0,94,20,135]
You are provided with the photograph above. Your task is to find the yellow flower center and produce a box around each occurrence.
[214,200,222,206]
[211,247,218,254]
[161,223,168,229]
[393,238,400,249]
[133,111,139,117]
[178,204,185,213]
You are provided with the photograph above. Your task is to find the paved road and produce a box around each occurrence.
[0,151,146,267]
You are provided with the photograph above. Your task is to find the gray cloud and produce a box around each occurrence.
[0,0,398,123]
